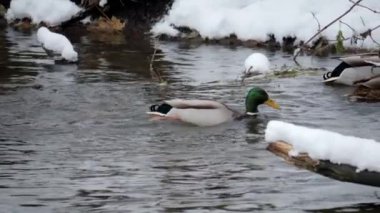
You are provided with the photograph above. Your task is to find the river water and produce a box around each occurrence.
[0,27,379,213]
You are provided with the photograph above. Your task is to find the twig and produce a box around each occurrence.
[339,20,361,44]
[311,12,321,31]
[360,16,366,27]
[340,20,356,32]
[96,5,112,23]
[149,48,166,84]
[149,48,157,73]
[293,0,363,62]
[359,25,380,45]
[349,0,380,13]
[372,25,380,32]
[369,35,380,46]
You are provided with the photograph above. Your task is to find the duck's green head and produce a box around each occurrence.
[245,87,280,115]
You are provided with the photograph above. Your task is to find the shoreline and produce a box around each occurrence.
[154,27,377,57]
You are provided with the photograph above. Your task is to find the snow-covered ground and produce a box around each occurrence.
[152,0,380,48]
[6,0,82,26]
[265,120,380,173]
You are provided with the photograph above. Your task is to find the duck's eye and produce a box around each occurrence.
[323,72,332,80]
[150,104,159,111]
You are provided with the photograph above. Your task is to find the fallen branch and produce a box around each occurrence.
[293,0,363,62]
[267,141,380,188]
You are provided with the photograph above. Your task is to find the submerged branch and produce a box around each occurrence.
[149,48,166,85]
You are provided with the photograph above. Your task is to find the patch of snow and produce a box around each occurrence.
[80,16,92,25]
[151,21,179,37]
[265,120,380,173]
[244,53,270,73]
[6,0,82,26]
[99,0,108,7]
[152,0,380,48]
[37,27,78,62]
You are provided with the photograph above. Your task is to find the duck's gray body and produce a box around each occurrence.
[324,53,380,86]
[147,99,241,126]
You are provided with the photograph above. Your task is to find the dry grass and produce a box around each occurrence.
[88,16,125,33]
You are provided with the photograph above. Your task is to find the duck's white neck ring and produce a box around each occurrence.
[246,112,258,116]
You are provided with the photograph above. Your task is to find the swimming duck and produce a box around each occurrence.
[350,74,380,102]
[323,53,380,86]
[243,53,270,78]
[147,87,280,126]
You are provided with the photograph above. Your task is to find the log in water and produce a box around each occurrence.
[267,141,380,188]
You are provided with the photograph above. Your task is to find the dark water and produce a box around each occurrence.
[0,27,379,213]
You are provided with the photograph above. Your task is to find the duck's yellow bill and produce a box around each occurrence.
[265,99,280,110]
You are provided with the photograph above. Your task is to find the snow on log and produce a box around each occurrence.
[265,120,380,187]
[37,27,78,62]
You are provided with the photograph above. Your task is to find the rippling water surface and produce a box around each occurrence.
[0,27,379,212]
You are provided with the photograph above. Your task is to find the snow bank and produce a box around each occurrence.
[37,27,78,62]
[152,0,380,48]
[6,0,82,26]
[265,120,380,172]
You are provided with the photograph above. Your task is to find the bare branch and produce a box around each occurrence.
[339,20,356,33]
[349,0,380,13]
[293,0,363,62]
[372,25,380,32]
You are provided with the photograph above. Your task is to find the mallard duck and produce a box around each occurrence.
[147,87,280,126]
[323,53,380,86]
[243,53,270,77]
[350,74,380,102]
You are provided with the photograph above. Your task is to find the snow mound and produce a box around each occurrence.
[99,0,108,7]
[6,0,82,26]
[37,27,78,62]
[244,53,270,73]
[152,0,380,48]
[265,120,380,173]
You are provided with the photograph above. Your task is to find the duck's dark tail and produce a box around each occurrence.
[149,103,172,114]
